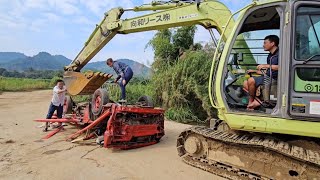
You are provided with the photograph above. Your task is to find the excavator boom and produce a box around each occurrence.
[64,0,235,95]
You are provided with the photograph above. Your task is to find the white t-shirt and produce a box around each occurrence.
[51,86,66,106]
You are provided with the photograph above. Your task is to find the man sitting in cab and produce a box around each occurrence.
[243,35,279,110]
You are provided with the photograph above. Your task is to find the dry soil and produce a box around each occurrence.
[0,90,223,180]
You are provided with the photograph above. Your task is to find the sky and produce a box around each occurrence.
[0,0,251,66]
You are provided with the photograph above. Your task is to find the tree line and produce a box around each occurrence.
[0,68,63,79]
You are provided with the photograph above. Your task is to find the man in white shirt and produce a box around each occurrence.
[43,79,67,132]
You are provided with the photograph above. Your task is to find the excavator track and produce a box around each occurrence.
[177,126,320,180]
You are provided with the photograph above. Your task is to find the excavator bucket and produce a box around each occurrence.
[63,71,113,95]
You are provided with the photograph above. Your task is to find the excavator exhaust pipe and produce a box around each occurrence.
[63,71,113,95]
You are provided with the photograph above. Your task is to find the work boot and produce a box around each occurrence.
[96,136,104,145]
[42,122,49,132]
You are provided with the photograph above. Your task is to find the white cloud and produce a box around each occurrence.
[48,0,80,15]
[143,0,151,5]
[43,13,62,22]
[79,0,114,16]
[0,11,27,31]
[79,0,134,16]
[24,0,48,9]
[74,16,92,25]
[29,19,47,32]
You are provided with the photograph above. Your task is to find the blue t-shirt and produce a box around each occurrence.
[112,61,128,78]
[266,48,279,79]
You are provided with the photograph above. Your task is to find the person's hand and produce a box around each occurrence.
[246,69,256,74]
[122,79,126,85]
[113,79,118,83]
[257,64,269,71]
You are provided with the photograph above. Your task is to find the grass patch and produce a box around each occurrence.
[103,82,154,104]
[0,76,51,91]
[71,95,91,103]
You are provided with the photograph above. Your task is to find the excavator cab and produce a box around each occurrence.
[224,5,281,113]
[221,1,320,120]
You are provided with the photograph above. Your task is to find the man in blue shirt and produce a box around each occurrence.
[106,58,133,101]
[243,35,279,109]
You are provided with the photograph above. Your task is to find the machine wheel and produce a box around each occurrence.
[137,95,154,107]
[64,96,74,114]
[91,89,109,116]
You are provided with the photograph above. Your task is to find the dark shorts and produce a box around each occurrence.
[253,76,264,87]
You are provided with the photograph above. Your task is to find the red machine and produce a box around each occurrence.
[35,89,165,149]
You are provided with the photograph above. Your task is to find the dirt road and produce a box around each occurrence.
[0,90,223,180]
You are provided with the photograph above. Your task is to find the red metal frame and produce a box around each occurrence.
[103,104,165,149]
[35,103,165,150]
[42,126,64,139]
[35,118,79,123]
[67,110,111,141]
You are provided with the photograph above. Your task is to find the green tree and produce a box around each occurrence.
[147,26,198,70]
[27,67,35,72]
[0,68,6,75]
[172,26,197,50]
[147,26,217,122]
[146,29,174,59]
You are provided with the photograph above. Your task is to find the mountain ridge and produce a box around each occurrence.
[0,52,151,77]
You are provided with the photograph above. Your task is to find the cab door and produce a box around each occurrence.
[289,1,320,119]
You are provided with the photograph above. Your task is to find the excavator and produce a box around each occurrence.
[63,0,320,179]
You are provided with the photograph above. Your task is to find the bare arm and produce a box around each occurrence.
[247,69,263,75]
[271,65,278,71]
[57,89,67,94]
[257,64,278,71]
[54,87,67,94]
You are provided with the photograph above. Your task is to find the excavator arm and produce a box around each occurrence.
[64,0,234,95]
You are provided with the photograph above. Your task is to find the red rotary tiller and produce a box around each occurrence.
[35,89,165,149]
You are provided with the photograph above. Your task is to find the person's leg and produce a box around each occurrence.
[119,78,126,100]
[247,76,264,109]
[55,105,63,127]
[44,103,57,131]
[243,80,248,91]
[57,105,63,118]
[247,77,256,108]
[124,67,133,86]
[249,99,262,109]
[119,68,133,100]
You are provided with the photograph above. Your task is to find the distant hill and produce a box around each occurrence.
[0,52,27,63]
[0,52,151,78]
[84,59,151,77]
